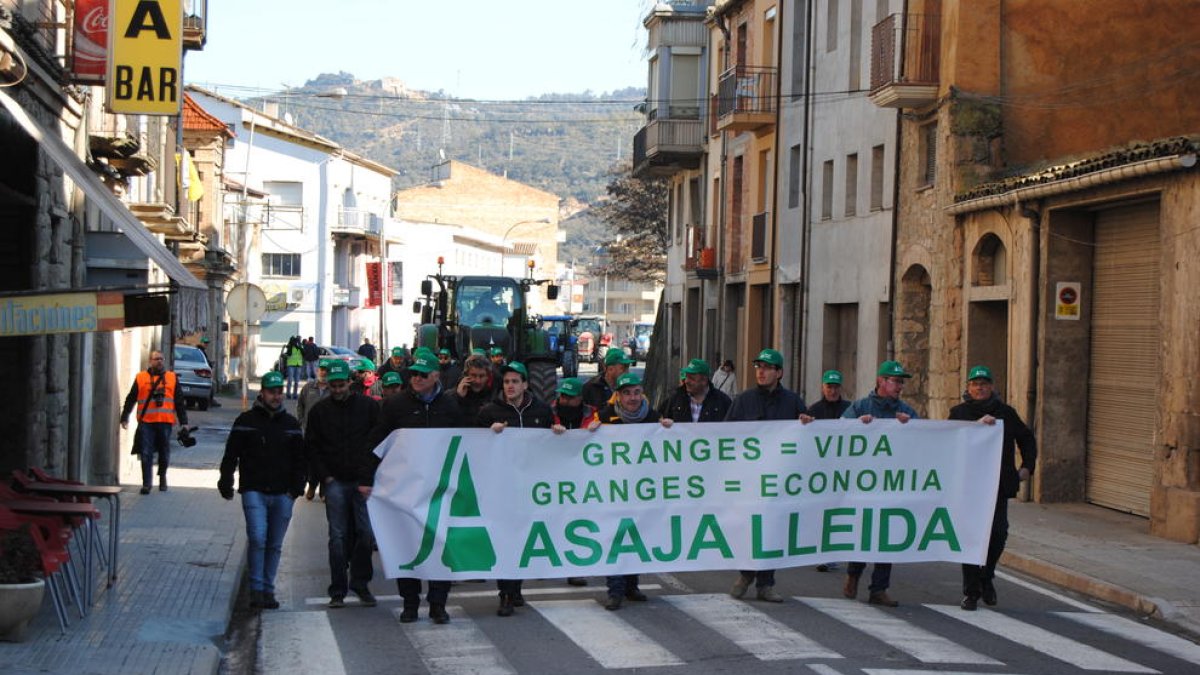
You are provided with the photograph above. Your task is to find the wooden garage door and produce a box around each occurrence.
[1085,202,1160,516]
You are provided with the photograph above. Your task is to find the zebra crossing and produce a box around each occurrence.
[273,589,1200,674]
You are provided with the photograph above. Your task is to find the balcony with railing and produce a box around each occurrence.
[682,225,718,278]
[632,110,705,178]
[714,65,778,133]
[331,208,380,237]
[183,0,209,51]
[869,13,940,109]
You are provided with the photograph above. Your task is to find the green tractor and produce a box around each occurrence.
[413,263,561,402]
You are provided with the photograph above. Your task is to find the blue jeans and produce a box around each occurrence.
[605,574,640,597]
[242,492,295,593]
[137,422,172,487]
[286,365,302,396]
[847,561,893,593]
[323,479,375,597]
[305,361,317,380]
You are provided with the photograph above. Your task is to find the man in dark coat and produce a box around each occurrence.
[476,362,553,617]
[305,360,380,609]
[950,365,1037,611]
[454,354,497,422]
[218,371,306,610]
[364,348,464,625]
[658,358,732,424]
[726,348,806,603]
[582,349,635,410]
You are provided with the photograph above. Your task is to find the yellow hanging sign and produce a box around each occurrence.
[106,0,183,115]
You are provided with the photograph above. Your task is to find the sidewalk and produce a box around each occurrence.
[0,393,247,675]
[1004,499,1200,636]
[4,403,1200,671]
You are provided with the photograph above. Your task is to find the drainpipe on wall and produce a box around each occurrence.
[797,0,816,391]
[1018,200,1042,503]
[768,1,783,363]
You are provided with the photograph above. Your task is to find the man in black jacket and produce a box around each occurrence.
[658,358,732,424]
[726,348,806,603]
[803,369,851,421]
[950,365,1037,611]
[477,362,553,617]
[582,349,634,410]
[218,371,306,610]
[454,354,496,422]
[305,360,381,609]
[365,347,464,625]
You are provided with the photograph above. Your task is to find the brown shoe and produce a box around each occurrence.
[868,591,899,607]
[842,574,860,599]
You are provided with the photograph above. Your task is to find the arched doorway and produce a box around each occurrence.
[898,264,932,416]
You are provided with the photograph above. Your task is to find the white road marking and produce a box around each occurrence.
[864,671,1036,675]
[801,597,1000,665]
[396,605,517,675]
[532,598,685,669]
[807,664,846,675]
[303,583,663,606]
[995,569,1101,612]
[929,604,1158,673]
[664,594,841,661]
[1057,611,1200,665]
[260,611,346,674]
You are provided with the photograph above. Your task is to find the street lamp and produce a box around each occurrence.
[501,217,551,277]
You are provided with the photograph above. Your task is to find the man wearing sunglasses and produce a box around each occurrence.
[365,347,464,625]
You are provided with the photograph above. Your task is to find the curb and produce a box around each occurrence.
[1000,549,1159,616]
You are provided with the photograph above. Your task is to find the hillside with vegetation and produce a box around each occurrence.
[266,72,646,204]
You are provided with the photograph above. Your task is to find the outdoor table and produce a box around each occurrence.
[4,498,104,609]
[19,482,121,594]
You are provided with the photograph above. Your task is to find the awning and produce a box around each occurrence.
[0,89,205,292]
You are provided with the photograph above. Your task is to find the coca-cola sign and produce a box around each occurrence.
[70,0,108,83]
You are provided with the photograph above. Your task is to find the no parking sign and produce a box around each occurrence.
[1055,282,1081,320]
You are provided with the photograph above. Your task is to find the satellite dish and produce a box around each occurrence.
[226,283,268,324]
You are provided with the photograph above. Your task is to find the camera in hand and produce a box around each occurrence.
[177,425,199,448]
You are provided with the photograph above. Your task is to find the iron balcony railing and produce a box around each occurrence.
[870,13,940,94]
[716,65,778,119]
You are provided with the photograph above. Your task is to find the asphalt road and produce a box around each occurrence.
[237,493,1200,675]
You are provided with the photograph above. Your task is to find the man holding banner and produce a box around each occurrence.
[598,372,665,610]
[840,360,920,607]
[727,348,806,603]
[365,347,464,624]
[950,365,1036,611]
[478,361,554,616]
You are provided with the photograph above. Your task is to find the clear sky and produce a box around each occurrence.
[186,0,654,100]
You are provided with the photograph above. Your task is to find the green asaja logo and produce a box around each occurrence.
[398,435,497,572]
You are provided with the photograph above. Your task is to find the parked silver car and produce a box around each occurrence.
[173,344,213,410]
[319,345,367,371]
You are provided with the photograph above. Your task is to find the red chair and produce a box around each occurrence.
[0,507,70,632]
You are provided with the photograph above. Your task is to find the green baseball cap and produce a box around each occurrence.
[604,349,635,366]
[261,371,284,389]
[489,346,505,356]
[753,348,784,368]
[822,369,843,385]
[615,372,642,390]
[381,371,403,387]
[356,358,375,372]
[967,365,993,382]
[681,358,711,376]
[327,360,351,381]
[318,358,333,369]
[501,361,528,380]
[438,348,451,356]
[556,377,583,397]
[408,348,438,374]
[200,336,210,344]
[877,360,912,378]
[391,346,406,358]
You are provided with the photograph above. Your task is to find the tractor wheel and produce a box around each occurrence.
[561,349,578,379]
[527,360,558,404]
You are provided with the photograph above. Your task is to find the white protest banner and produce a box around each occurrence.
[367,419,1002,580]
